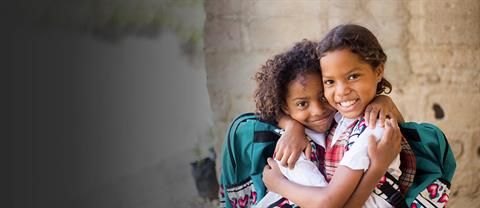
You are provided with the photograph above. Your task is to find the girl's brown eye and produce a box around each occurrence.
[320,96,328,103]
[296,101,308,109]
[324,80,334,85]
[348,74,360,80]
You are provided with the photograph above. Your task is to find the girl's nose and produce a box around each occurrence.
[311,101,325,116]
[336,82,351,96]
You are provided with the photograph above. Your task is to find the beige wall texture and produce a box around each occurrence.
[204,0,480,207]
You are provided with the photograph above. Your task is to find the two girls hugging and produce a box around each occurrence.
[251,24,408,207]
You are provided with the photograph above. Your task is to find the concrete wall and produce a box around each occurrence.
[204,0,480,207]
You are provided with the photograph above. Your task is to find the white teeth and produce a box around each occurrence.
[339,100,356,107]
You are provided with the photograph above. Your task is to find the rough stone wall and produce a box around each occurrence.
[204,0,480,206]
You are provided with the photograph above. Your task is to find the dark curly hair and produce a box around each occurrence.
[253,39,320,123]
[316,24,392,94]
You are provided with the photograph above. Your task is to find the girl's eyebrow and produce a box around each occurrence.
[291,96,308,101]
[322,68,361,78]
[346,68,361,74]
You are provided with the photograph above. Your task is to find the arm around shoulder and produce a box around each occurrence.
[274,115,309,168]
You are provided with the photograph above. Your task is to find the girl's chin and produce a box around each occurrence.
[307,115,335,132]
[308,126,329,133]
[339,111,363,119]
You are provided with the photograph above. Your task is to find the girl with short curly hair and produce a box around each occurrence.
[253,37,403,207]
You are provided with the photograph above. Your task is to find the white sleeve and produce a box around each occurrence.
[276,153,328,187]
[339,125,384,171]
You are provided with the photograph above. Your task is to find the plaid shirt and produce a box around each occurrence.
[324,120,359,181]
[324,116,416,194]
[310,141,326,177]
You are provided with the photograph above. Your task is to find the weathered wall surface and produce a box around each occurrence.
[204,0,480,206]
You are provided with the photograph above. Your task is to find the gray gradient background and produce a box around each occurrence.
[6,1,213,207]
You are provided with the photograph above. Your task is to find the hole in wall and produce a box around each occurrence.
[451,190,458,197]
[432,103,444,119]
[477,146,480,158]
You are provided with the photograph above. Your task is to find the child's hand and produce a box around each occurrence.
[262,157,287,192]
[367,117,402,170]
[274,119,309,169]
[364,95,404,129]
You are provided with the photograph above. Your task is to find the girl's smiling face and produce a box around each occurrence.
[320,49,384,119]
[283,72,336,133]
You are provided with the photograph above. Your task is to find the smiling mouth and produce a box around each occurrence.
[309,113,334,124]
[337,99,358,108]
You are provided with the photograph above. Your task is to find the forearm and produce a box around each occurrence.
[377,95,405,123]
[344,164,387,208]
[270,178,333,208]
[277,114,299,129]
[390,102,405,123]
[270,166,363,208]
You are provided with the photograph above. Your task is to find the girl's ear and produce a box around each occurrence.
[281,105,290,116]
[375,64,385,83]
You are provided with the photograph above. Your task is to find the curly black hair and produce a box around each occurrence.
[317,24,392,94]
[253,39,320,123]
